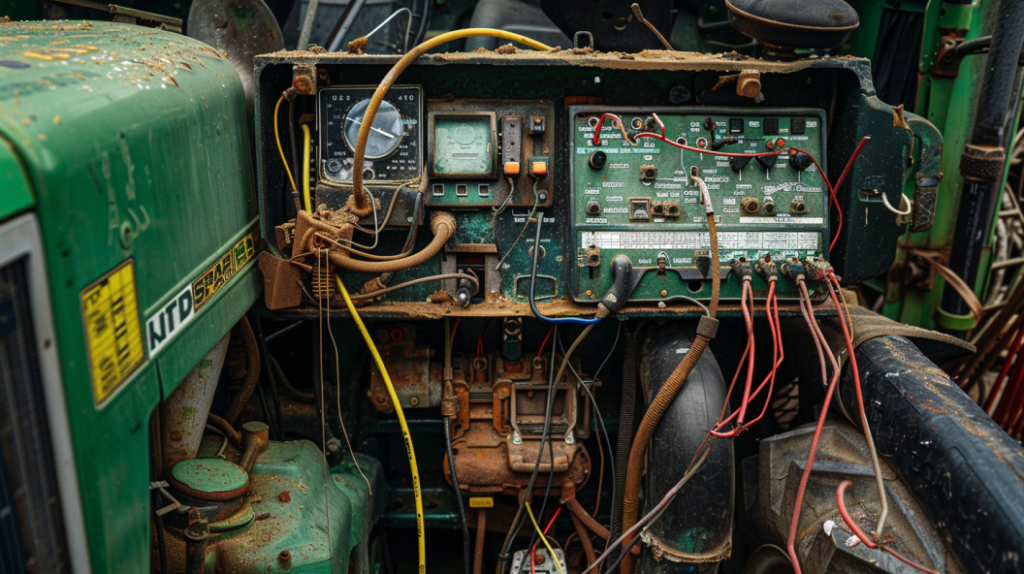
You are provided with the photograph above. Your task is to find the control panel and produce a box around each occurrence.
[570,107,828,302]
[426,99,554,209]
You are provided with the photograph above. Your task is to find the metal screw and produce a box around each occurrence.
[327,159,342,172]
[565,432,575,445]
[410,396,420,406]
[661,289,668,297]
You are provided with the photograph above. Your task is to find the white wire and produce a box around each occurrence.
[364,7,414,53]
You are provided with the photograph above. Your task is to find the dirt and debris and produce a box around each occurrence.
[347,37,367,55]
[278,490,291,503]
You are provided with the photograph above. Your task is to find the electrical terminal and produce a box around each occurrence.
[756,255,778,282]
[780,256,806,281]
[803,256,832,282]
[730,256,754,281]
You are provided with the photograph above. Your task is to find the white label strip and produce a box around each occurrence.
[580,231,819,251]
[739,217,824,225]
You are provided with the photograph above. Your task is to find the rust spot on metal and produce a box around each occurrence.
[278,490,291,503]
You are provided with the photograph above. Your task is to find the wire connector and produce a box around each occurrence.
[780,256,807,281]
[730,257,754,280]
[696,315,720,339]
[756,255,778,282]
[803,256,833,282]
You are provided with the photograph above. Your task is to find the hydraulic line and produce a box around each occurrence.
[347,29,554,216]
[336,277,425,574]
[618,176,720,574]
[329,211,455,273]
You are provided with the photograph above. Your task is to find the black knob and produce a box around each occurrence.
[757,154,778,171]
[791,151,813,171]
[730,155,753,172]
[589,150,608,170]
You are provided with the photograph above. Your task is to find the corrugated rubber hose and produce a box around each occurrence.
[619,208,720,574]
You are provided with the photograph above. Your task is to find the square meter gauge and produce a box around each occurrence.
[318,85,422,184]
[428,112,498,179]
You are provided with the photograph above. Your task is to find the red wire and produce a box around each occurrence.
[737,280,756,422]
[1005,366,1024,436]
[836,481,940,574]
[537,326,555,357]
[711,282,767,438]
[742,282,783,428]
[825,137,870,253]
[588,119,851,254]
[477,331,484,359]
[995,346,1024,426]
[985,326,1024,414]
[590,113,628,145]
[786,283,843,574]
[530,506,563,574]
[712,285,785,434]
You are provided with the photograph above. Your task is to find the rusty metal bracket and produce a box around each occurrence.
[905,113,943,232]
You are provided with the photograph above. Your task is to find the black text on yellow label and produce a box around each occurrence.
[81,260,145,404]
[469,497,494,508]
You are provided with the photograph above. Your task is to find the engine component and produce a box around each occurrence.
[510,548,566,574]
[445,350,591,496]
[157,438,386,573]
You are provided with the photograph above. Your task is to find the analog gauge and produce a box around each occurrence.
[342,99,404,159]
[319,86,421,183]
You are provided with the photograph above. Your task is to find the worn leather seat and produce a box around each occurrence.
[726,0,859,50]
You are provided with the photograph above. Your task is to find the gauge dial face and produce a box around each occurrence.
[318,86,422,183]
[343,99,403,159]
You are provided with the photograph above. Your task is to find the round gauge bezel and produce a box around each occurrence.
[341,98,404,160]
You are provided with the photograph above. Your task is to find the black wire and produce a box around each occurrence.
[497,325,560,570]
[152,490,168,574]
[559,332,617,538]
[255,379,277,439]
[527,418,558,552]
[251,313,285,441]
[409,0,432,47]
[446,418,472,574]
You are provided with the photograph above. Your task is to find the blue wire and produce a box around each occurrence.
[529,213,603,325]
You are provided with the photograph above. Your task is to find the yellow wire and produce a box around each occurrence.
[301,124,312,213]
[337,276,426,574]
[349,28,554,212]
[525,501,565,574]
[273,96,299,196]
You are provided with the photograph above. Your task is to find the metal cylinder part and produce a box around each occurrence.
[160,334,231,471]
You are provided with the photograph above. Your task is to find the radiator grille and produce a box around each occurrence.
[0,256,69,573]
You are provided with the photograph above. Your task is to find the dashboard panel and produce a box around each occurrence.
[569,107,827,303]
[255,51,917,317]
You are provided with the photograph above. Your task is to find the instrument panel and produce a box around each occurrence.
[570,107,827,302]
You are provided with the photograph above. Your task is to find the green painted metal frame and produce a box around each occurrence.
[0,21,260,573]
[877,0,1023,331]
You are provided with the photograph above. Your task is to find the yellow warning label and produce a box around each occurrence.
[469,497,494,508]
[81,260,145,404]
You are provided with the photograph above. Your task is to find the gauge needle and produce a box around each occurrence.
[345,116,396,139]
